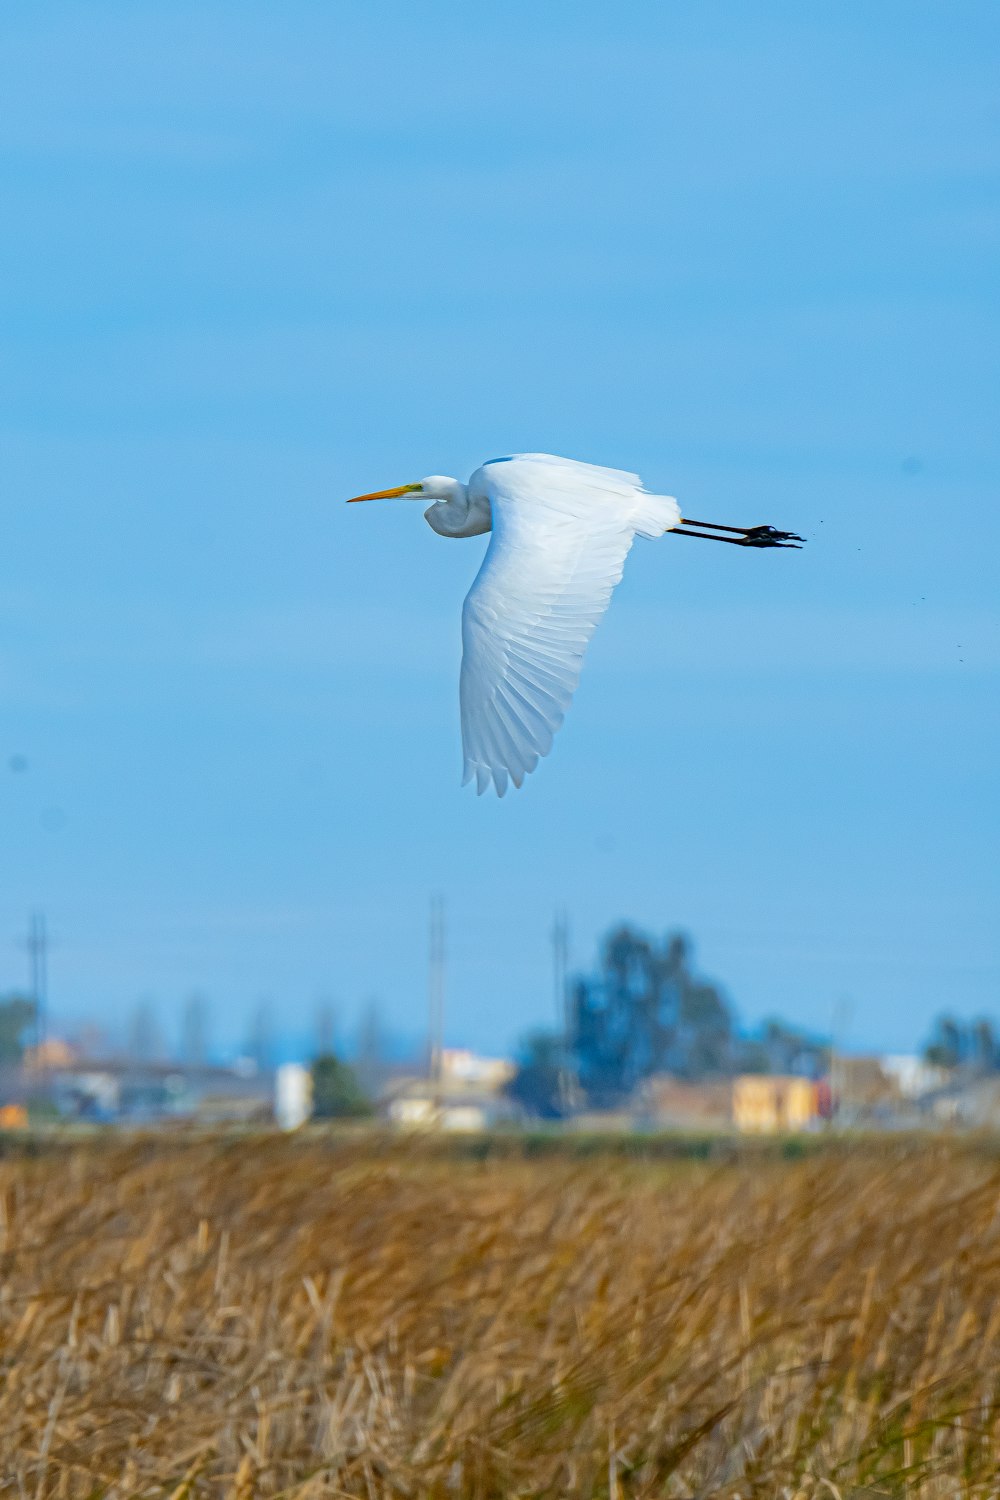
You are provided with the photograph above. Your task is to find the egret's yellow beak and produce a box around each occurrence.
[346,483,422,503]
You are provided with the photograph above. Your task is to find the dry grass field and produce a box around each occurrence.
[2,1134,1000,1498]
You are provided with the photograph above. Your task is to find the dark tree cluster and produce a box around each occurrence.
[738,1017,829,1080]
[572,927,734,1106]
[923,1015,1000,1074]
[310,1052,373,1119]
[507,926,737,1116]
[0,995,37,1066]
[505,1030,570,1120]
[506,924,839,1117]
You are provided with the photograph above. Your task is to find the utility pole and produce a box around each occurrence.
[314,998,336,1058]
[829,996,853,1127]
[428,895,445,1108]
[26,912,47,1052]
[552,910,570,1040]
[249,1000,273,1075]
[552,909,572,1113]
[356,998,383,1095]
[181,993,209,1069]
[129,997,162,1064]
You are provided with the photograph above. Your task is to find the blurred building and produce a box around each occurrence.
[383,1048,516,1131]
[440,1047,515,1090]
[830,1055,901,1123]
[21,1037,78,1072]
[632,1075,733,1131]
[42,1059,273,1124]
[732,1074,820,1133]
[384,1083,516,1131]
[880,1054,948,1100]
[929,1075,1000,1128]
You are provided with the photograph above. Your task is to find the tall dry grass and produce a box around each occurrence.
[1,1133,1000,1497]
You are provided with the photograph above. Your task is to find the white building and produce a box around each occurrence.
[440,1049,515,1090]
[275,1063,313,1130]
[880,1054,948,1100]
[383,1049,516,1132]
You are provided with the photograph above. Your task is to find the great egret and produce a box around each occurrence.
[348,453,803,796]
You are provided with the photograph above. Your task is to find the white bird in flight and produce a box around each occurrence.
[348,453,802,796]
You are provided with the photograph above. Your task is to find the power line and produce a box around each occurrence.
[552,909,574,1114]
[26,912,47,1051]
[314,997,336,1058]
[552,909,569,1040]
[181,992,209,1068]
[428,895,445,1102]
[248,1000,273,1074]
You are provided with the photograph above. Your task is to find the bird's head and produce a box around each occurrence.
[346,475,463,504]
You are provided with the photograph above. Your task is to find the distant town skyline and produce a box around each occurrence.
[1,903,984,1070]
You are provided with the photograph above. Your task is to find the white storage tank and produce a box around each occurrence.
[275,1062,313,1130]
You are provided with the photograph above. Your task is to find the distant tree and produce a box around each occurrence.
[128,998,165,1062]
[248,1001,273,1073]
[924,1015,964,1070]
[314,998,336,1058]
[505,1031,567,1119]
[737,1018,829,1079]
[181,993,209,1067]
[510,919,843,1117]
[971,1018,998,1072]
[924,1014,1000,1074]
[678,978,734,1076]
[355,999,385,1096]
[311,1053,373,1119]
[0,996,37,1065]
[570,927,735,1105]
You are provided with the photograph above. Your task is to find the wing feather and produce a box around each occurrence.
[459,454,679,795]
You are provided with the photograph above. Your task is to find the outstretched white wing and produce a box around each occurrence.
[460,454,680,795]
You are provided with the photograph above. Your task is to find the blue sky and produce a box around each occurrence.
[1,2,998,1061]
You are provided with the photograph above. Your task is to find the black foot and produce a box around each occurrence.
[736,525,805,549]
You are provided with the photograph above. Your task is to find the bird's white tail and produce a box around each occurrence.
[632,491,681,539]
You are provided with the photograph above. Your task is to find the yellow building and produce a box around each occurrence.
[22,1037,77,1072]
[732,1074,818,1134]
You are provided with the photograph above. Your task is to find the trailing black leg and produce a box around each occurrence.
[673,519,804,549]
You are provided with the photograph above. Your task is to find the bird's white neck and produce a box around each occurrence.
[422,477,492,539]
